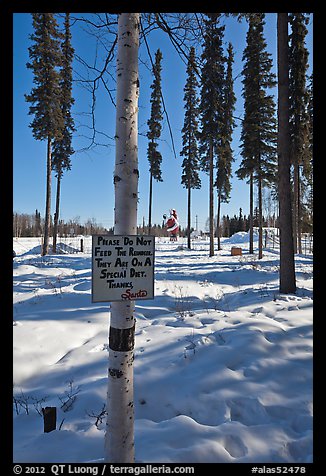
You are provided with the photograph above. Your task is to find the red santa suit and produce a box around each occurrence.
[166,209,179,241]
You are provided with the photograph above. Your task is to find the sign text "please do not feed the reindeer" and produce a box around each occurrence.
[91,235,155,302]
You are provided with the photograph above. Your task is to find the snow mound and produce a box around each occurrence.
[18,243,80,256]
[224,230,259,244]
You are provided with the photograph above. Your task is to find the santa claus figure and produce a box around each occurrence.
[163,209,179,241]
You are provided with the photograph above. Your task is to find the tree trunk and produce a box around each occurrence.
[297,165,302,254]
[258,177,263,259]
[104,13,140,463]
[52,171,61,254]
[148,171,153,234]
[187,184,191,249]
[209,139,214,257]
[249,172,254,254]
[217,190,221,251]
[277,13,296,294]
[292,162,299,253]
[42,136,52,256]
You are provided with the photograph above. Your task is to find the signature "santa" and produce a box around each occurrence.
[121,289,148,300]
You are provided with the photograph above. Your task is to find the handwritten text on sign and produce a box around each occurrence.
[91,235,155,302]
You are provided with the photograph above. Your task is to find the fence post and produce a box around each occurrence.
[80,238,84,253]
[42,406,56,433]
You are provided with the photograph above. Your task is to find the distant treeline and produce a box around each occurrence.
[13,211,183,238]
[13,210,108,237]
[13,210,178,238]
[215,206,311,237]
[13,208,299,239]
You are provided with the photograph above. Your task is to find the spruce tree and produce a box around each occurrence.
[306,72,313,177]
[180,46,201,249]
[147,49,163,232]
[237,14,277,259]
[289,13,310,254]
[238,207,245,232]
[199,13,225,256]
[304,72,313,229]
[25,13,64,255]
[236,16,256,254]
[35,209,42,236]
[215,42,236,250]
[52,13,75,253]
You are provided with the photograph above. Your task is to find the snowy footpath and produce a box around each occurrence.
[13,233,313,463]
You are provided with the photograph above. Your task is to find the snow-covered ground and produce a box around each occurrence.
[13,233,313,463]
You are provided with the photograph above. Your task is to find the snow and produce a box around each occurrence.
[224,229,259,243]
[13,234,313,463]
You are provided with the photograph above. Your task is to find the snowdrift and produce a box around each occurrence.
[13,236,313,463]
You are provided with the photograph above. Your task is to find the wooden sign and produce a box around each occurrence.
[92,235,155,302]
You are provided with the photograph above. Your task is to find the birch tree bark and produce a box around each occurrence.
[104,13,140,463]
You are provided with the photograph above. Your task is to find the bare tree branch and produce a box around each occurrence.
[71,15,118,151]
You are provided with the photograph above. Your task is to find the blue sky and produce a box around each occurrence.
[13,13,313,232]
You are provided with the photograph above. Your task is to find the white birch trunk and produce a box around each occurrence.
[104,13,140,463]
